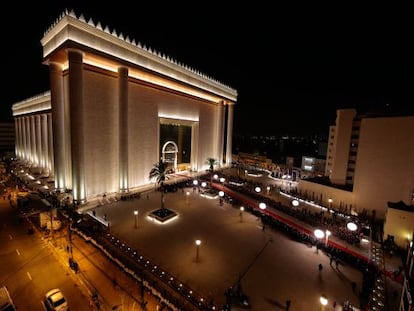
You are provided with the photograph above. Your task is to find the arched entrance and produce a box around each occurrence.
[161,141,178,172]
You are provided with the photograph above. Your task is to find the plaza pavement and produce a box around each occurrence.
[77,177,399,311]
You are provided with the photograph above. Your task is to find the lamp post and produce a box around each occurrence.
[134,209,138,229]
[195,239,201,262]
[193,179,198,192]
[328,198,333,209]
[320,295,328,311]
[314,229,325,253]
[219,191,224,206]
[239,206,244,222]
[325,230,331,246]
[186,191,190,204]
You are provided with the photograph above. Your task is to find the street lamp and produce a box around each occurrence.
[219,191,224,206]
[259,202,266,210]
[314,229,325,253]
[291,199,299,207]
[320,295,328,311]
[328,198,333,209]
[325,230,331,246]
[134,209,138,229]
[239,206,244,222]
[255,186,261,193]
[186,191,190,203]
[347,221,358,232]
[195,239,201,262]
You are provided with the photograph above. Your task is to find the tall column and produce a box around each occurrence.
[216,101,225,166]
[41,114,48,172]
[190,122,199,170]
[30,116,36,164]
[50,62,66,191]
[118,66,129,192]
[226,103,234,166]
[18,117,23,158]
[178,125,183,164]
[35,115,42,167]
[14,118,19,158]
[23,117,29,162]
[68,50,86,204]
[47,113,54,175]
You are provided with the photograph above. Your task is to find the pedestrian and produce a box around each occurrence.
[335,259,340,269]
[329,256,333,265]
[286,299,291,310]
[351,281,356,292]
[262,224,265,232]
[318,263,323,271]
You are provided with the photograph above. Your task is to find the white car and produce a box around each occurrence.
[44,288,69,311]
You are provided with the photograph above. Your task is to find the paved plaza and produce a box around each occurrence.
[88,184,366,311]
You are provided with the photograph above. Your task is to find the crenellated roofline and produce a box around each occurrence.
[41,9,237,103]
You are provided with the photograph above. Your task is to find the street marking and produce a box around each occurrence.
[27,271,32,280]
[16,249,20,256]
[9,234,13,240]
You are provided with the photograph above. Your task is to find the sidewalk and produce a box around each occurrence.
[48,227,163,311]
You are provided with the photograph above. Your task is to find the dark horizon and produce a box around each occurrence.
[1,2,412,137]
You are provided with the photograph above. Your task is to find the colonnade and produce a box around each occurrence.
[14,113,54,174]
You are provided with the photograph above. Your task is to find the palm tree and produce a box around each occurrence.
[149,161,169,210]
[206,157,218,184]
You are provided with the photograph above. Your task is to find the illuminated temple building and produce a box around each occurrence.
[11,10,237,204]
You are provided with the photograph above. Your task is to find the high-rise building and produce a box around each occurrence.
[300,108,414,248]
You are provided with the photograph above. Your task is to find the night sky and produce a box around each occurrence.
[2,2,412,136]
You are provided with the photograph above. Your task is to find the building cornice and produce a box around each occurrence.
[12,91,51,116]
[41,10,237,104]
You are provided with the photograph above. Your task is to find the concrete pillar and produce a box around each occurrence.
[68,49,86,204]
[226,103,234,166]
[41,114,48,172]
[216,101,225,166]
[23,117,29,162]
[47,113,54,175]
[14,118,20,158]
[50,62,66,191]
[18,117,23,158]
[35,115,42,167]
[118,66,129,192]
[30,116,36,164]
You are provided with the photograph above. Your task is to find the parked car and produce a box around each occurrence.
[0,286,16,311]
[44,288,69,311]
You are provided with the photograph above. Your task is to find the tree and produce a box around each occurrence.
[149,161,169,210]
[206,157,218,184]
[206,157,218,173]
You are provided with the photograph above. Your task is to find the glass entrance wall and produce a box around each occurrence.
[160,123,192,172]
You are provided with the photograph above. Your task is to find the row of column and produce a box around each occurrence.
[14,113,54,174]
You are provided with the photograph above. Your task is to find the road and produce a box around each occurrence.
[0,196,91,310]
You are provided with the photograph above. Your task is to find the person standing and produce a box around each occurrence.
[286,299,291,310]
